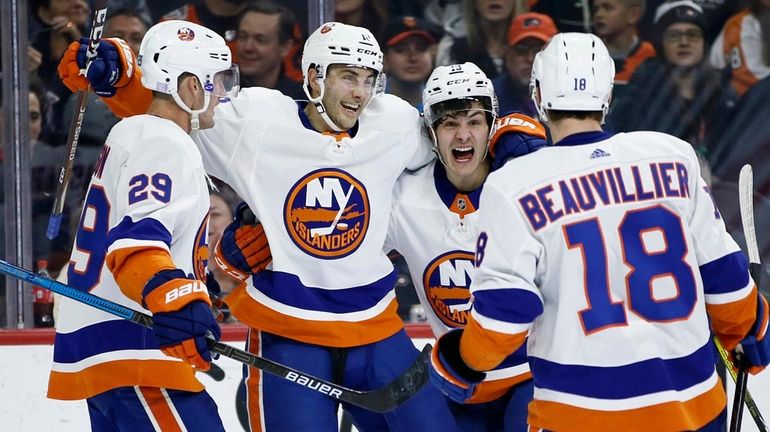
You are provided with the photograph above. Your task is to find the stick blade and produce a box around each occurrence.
[46,213,63,239]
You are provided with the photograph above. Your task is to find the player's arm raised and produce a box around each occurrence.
[488,112,548,170]
[58,38,151,117]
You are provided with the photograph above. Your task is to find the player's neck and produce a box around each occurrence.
[303,104,336,133]
[549,118,603,145]
[147,99,192,134]
[446,161,489,192]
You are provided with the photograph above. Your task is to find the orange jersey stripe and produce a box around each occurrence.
[48,359,203,400]
[707,285,760,351]
[225,284,403,347]
[528,379,725,432]
[106,246,177,304]
[246,330,266,432]
[139,387,183,432]
[469,373,532,404]
[460,316,528,371]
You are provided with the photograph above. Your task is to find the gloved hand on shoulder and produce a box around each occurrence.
[144,269,221,371]
[213,202,272,282]
[489,112,548,171]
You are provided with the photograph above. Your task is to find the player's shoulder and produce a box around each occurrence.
[617,130,698,160]
[224,87,299,121]
[108,115,194,155]
[362,93,420,128]
[394,160,437,202]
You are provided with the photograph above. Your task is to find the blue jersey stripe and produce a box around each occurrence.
[473,288,543,324]
[251,269,397,314]
[53,320,158,364]
[530,340,715,399]
[700,251,749,295]
[106,216,173,249]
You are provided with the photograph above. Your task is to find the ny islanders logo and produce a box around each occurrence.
[192,215,209,281]
[422,251,476,327]
[284,169,369,259]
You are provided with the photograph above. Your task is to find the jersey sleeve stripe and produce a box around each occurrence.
[52,319,160,363]
[107,216,173,250]
[472,288,543,324]
[699,251,749,295]
[529,340,714,400]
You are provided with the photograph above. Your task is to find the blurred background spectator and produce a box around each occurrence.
[381,16,443,109]
[709,0,770,98]
[161,0,246,62]
[531,0,591,32]
[436,0,523,78]
[592,0,655,100]
[208,179,242,322]
[29,0,88,88]
[638,0,741,44]
[235,0,304,98]
[493,11,557,116]
[334,0,390,41]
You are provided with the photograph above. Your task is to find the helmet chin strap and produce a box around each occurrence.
[309,79,346,132]
[171,89,211,132]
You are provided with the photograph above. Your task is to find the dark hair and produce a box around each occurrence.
[210,177,241,214]
[237,0,297,44]
[430,97,495,128]
[28,74,48,125]
[547,110,604,122]
[106,6,151,31]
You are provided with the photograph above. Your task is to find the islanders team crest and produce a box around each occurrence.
[423,251,476,327]
[284,169,370,259]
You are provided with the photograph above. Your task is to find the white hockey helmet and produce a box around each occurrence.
[138,20,239,130]
[530,32,614,124]
[422,63,498,163]
[301,22,384,131]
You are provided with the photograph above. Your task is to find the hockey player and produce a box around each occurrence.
[48,20,239,431]
[385,63,546,431]
[57,22,458,431]
[429,32,770,432]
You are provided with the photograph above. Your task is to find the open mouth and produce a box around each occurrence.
[341,102,360,116]
[452,146,475,163]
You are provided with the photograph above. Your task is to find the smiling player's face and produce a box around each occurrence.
[320,65,376,130]
[435,104,491,181]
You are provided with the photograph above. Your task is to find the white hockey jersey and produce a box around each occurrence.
[463,131,759,431]
[195,88,433,347]
[387,161,530,403]
[49,115,210,400]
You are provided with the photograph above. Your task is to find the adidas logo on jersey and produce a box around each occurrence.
[590,148,611,159]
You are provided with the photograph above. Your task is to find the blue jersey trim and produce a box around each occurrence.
[700,251,750,295]
[530,340,716,399]
[53,320,158,364]
[106,216,172,250]
[433,162,483,211]
[555,131,613,147]
[251,269,397,314]
[473,288,544,324]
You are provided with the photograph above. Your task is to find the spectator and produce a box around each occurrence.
[161,0,246,61]
[105,6,151,55]
[639,0,741,44]
[593,0,656,97]
[493,12,557,117]
[436,0,520,78]
[607,0,729,156]
[531,0,591,32]
[208,179,241,322]
[335,0,390,41]
[424,0,465,38]
[236,0,304,98]
[381,16,442,109]
[29,0,86,87]
[709,0,770,97]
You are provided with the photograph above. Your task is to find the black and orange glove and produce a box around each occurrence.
[489,113,548,171]
[213,202,272,282]
[143,269,221,371]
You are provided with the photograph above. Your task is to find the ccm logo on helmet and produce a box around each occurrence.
[357,48,379,56]
[447,78,470,85]
[165,281,206,303]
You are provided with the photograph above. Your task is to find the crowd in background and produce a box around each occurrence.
[2,0,770,326]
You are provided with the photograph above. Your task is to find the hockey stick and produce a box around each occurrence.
[715,336,768,432]
[0,259,429,413]
[46,0,110,239]
[731,164,767,432]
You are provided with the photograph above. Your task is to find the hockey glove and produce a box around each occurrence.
[143,269,221,371]
[57,37,135,97]
[214,202,271,282]
[738,293,770,374]
[489,113,548,171]
[430,329,486,403]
